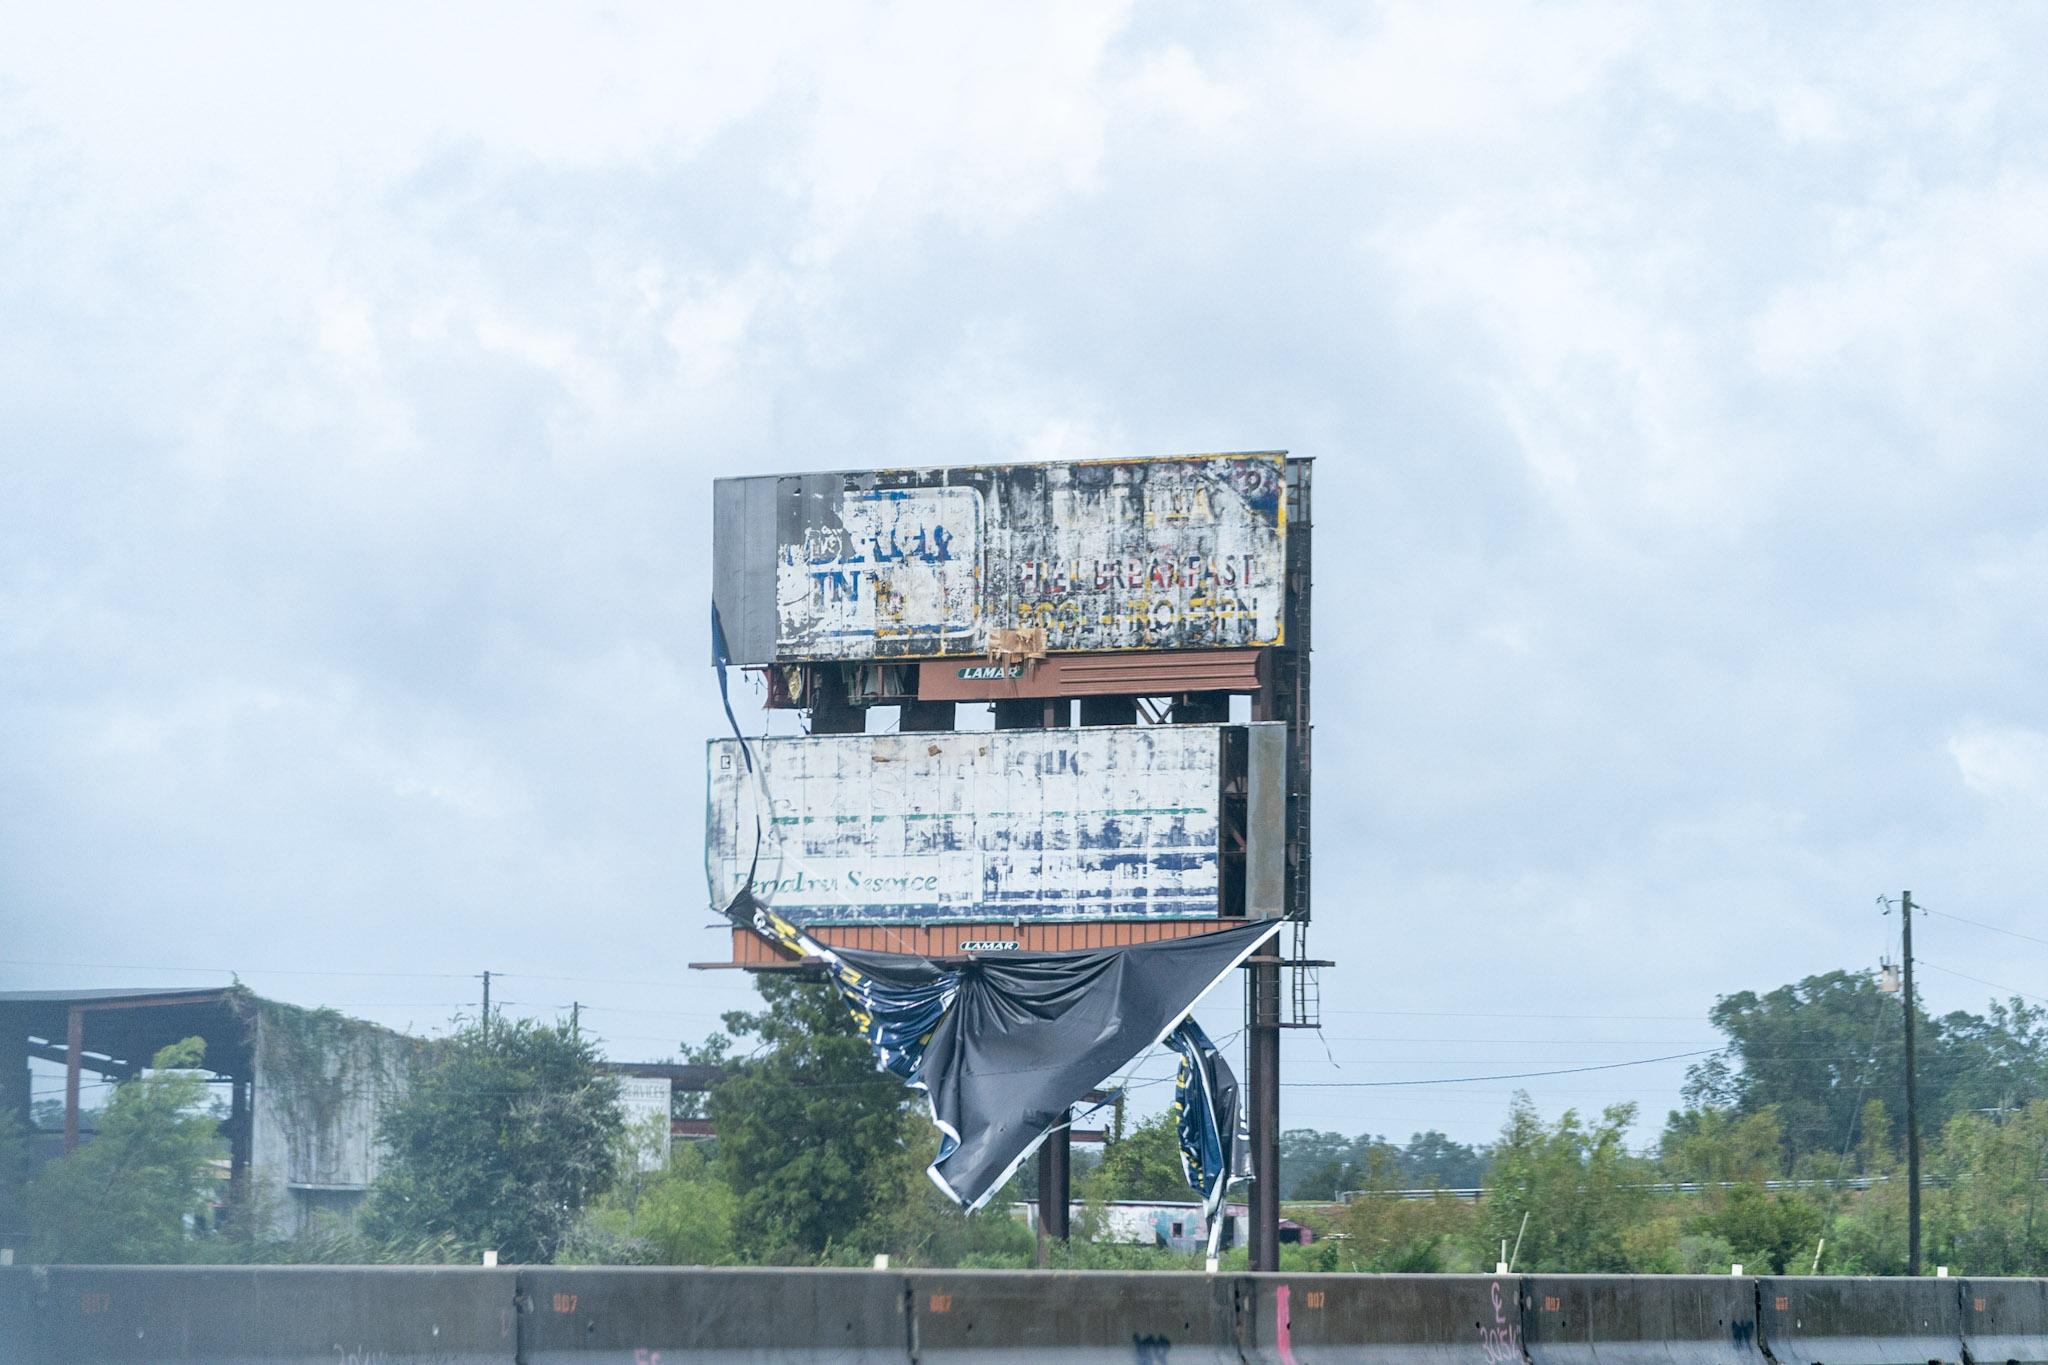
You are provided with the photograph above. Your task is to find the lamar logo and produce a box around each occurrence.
[956,664,1024,680]
[959,940,1020,952]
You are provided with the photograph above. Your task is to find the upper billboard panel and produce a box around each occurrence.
[705,726,1229,924]
[712,453,1287,664]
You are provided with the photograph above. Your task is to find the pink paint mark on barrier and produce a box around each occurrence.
[1479,1280,1521,1364]
[1276,1283,1300,1365]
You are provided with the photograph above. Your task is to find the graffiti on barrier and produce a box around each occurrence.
[1479,1280,1521,1365]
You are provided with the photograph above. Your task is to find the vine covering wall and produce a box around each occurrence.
[233,989,433,1233]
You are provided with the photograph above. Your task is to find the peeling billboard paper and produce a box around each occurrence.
[712,454,1288,663]
[706,726,1227,923]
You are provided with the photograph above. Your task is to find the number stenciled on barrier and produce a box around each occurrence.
[1304,1290,1325,1310]
[79,1292,110,1316]
[1975,1297,1987,1312]
[552,1292,578,1314]
[929,1294,953,1314]
[1775,1296,1790,1311]
[1544,1296,1562,1312]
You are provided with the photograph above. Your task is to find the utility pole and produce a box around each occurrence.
[571,1001,580,1040]
[480,970,492,1043]
[1901,890,1921,1276]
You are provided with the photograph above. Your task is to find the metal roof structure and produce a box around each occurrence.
[2,986,258,1246]
[0,987,230,1003]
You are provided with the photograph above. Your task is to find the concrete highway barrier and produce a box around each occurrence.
[33,1264,518,1362]
[0,1266,42,1360]
[1759,1275,1964,1365]
[1522,1274,1764,1365]
[1,1265,2043,1362]
[1237,1271,1522,1365]
[907,1268,1241,1364]
[518,1266,908,1363]
[1961,1278,2048,1365]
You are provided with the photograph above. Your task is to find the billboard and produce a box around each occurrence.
[617,1077,673,1172]
[705,726,1232,924]
[711,453,1287,664]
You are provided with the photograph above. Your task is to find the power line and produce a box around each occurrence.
[1286,1047,1723,1088]
[1916,961,2048,1009]
[497,970,757,994]
[1318,1007,1701,1022]
[1918,906,2048,952]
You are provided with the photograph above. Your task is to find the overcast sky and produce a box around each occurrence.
[5,3,2047,1150]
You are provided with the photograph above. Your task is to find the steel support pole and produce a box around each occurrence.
[63,1005,83,1152]
[1249,960,1281,1270]
[999,695,1081,1252]
[1037,1113,1072,1248]
[995,695,1070,1247]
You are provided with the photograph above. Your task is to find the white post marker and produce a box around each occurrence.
[482,1250,498,1267]
[872,1254,889,1270]
[1937,1267,1949,1277]
[1731,1264,1743,1276]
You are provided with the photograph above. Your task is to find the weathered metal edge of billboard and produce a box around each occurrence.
[711,452,1289,665]
[705,725,1236,925]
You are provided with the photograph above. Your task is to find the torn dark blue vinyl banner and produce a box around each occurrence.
[837,919,1279,1211]
[720,889,1278,1212]
[1166,1016,1247,1217]
[732,888,957,1082]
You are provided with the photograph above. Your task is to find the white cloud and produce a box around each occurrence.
[1949,724,2048,804]
[5,1,2048,1142]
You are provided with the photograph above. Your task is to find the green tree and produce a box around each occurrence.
[1290,1159,1349,1201]
[1927,1099,2048,1275]
[1818,1100,1907,1274]
[1659,1106,1786,1186]
[1279,1129,1354,1199]
[1696,972,2048,1164]
[1330,1145,1477,1271]
[1399,1130,1488,1189]
[1085,1110,1193,1202]
[26,1038,220,1263]
[567,1142,740,1266]
[851,1108,1036,1268]
[1693,1183,1825,1274]
[703,975,912,1261]
[364,1017,622,1263]
[1657,1105,1820,1273]
[1278,1128,1401,1200]
[0,1104,27,1231]
[1477,1094,1647,1273]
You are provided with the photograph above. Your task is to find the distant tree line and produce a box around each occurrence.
[10,964,2048,1274]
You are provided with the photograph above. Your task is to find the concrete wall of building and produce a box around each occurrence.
[248,1003,421,1237]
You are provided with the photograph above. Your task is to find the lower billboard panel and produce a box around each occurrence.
[706,726,1230,923]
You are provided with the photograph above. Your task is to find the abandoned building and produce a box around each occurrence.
[0,985,421,1247]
